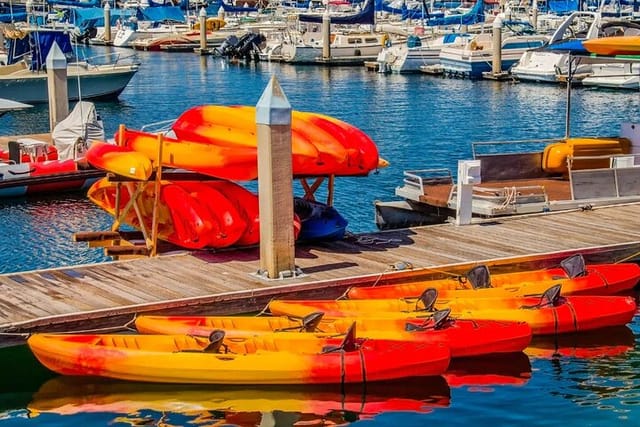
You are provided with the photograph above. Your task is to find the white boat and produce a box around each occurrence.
[510,11,602,83]
[439,23,548,78]
[281,30,387,64]
[376,32,471,74]
[581,61,640,90]
[0,28,139,104]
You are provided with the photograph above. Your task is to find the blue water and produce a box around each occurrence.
[1,45,639,426]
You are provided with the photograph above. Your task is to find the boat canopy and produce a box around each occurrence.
[6,29,73,70]
[299,0,375,24]
[45,0,101,8]
[70,7,142,34]
[216,0,259,13]
[140,6,186,22]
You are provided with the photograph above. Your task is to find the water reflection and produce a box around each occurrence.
[444,352,533,390]
[526,326,636,359]
[28,375,451,425]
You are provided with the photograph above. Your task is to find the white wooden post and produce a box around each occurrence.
[256,76,297,279]
[104,3,112,43]
[46,42,68,131]
[456,160,481,226]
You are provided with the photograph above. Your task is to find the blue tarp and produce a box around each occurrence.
[140,6,186,22]
[7,30,73,70]
[375,0,484,25]
[216,0,259,13]
[548,0,579,14]
[46,0,100,8]
[0,12,26,22]
[299,0,375,24]
[70,7,141,33]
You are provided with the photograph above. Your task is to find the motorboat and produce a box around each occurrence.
[377,32,472,74]
[582,61,640,90]
[510,11,602,83]
[281,30,388,65]
[0,28,139,104]
[439,21,548,78]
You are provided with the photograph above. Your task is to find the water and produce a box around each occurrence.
[0,45,639,426]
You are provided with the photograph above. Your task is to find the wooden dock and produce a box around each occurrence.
[2,202,640,344]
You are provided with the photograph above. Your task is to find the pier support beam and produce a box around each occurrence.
[46,42,68,132]
[256,76,297,280]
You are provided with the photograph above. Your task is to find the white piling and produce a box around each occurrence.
[103,3,111,43]
[46,42,68,132]
[256,76,297,280]
[199,7,207,52]
[322,9,331,60]
[492,16,503,75]
[455,160,481,226]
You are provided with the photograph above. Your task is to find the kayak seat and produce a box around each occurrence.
[417,288,438,312]
[466,265,491,289]
[321,322,358,353]
[202,329,226,353]
[560,254,587,278]
[405,308,452,332]
[522,284,563,309]
[276,311,325,332]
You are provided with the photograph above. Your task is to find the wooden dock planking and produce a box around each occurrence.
[1,202,640,340]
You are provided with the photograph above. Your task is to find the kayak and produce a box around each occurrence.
[347,255,640,299]
[29,375,451,418]
[27,328,450,384]
[171,105,381,177]
[134,311,533,358]
[267,286,638,335]
[582,36,640,56]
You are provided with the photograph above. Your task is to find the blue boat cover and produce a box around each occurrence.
[299,0,375,24]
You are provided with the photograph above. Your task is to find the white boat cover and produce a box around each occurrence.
[52,101,105,161]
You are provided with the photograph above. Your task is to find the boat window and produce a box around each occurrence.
[365,38,378,43]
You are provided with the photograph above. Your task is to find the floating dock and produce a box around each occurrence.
[1,202,640,345]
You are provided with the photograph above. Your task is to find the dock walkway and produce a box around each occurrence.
[2,203,640,338]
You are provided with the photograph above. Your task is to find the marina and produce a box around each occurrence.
[1,1,640,425]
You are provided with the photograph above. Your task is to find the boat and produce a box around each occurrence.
[373,127,640,229]
[294,197,348,241]
[29,375,451,418]
[581,61,640,90]
[345,254,640,299]
[0,98,31,117]
[27,327,452,384]
[267,285,639,335]
[439,22,548,78]
[0,101,107,198]
[134,311,533,358]
[0,28,140,104]
[510,11,602,83]
[376,32,471,74]
[87,177,299,249]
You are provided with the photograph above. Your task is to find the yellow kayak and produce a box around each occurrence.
[27,329,450,384]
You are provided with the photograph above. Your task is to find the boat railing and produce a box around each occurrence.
[402,168,453,190]
[80,51,141,69]
[471,138,560,158]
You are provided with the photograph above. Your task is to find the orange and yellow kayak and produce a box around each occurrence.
[583,36,640,56]
[27,331,450,384]
[347,257,640,299]
[134,312,532,358]
[267,288,637,335]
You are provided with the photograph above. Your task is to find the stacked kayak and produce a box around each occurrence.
[267,285,638,335]
[347,254,640,299]
[86,105,382,181]
[294,197,349,241]
[87,178,279,249]
[27,326,451,384]
[134,311,533,358]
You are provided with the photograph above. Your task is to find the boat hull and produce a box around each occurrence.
[27,333,451,384]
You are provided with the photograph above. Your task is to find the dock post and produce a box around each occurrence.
[46,42,68,132]
[256,76,297,279]
[491,16,503,75]
[322,9,331,60]
[103,3,111,44]
[199,7,207,53]
[455,160,481,226]
[531,0,538,31]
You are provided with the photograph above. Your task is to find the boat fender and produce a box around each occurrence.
[381,33,391,48]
